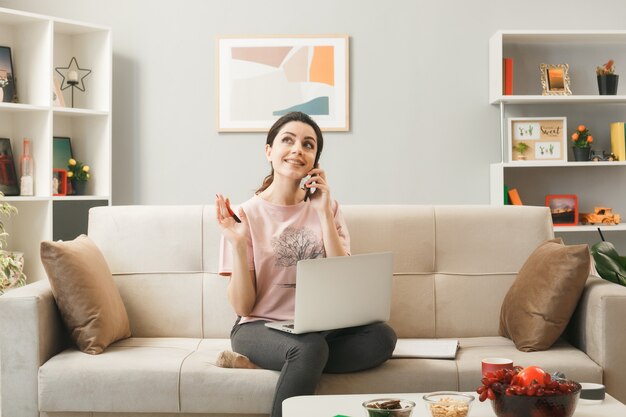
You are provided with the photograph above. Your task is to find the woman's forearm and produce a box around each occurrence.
[319,208,349,257]
[227,241,257,316]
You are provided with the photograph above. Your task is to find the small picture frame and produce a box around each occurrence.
[0,46,18,103]
[540,63,572,96]
[0,138,18,196]
[53,136,73,193]
[52,78,65,107]
[546,194,578,226]
[53,136,73,169]
[52,169,67,196]
[508,117,567,163]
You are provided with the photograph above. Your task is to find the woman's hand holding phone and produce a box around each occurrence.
[304,167,331,212]
[302,175,316,201]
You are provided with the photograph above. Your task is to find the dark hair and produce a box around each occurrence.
[256,112,324,194]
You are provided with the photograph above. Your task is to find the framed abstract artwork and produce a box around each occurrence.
[217,35,349,132]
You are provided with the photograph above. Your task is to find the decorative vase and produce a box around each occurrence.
[71,180,87,195]
[597,74,619,95]
[573,147,591,162]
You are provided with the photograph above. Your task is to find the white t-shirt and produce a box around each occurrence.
[219,194,350,324]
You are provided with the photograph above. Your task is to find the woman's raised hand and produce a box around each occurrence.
[215,193,248,244]
[305,167,332,213]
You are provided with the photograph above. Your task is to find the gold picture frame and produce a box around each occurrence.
[540,63,572,96]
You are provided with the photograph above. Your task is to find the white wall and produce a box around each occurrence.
[0,0,625,209]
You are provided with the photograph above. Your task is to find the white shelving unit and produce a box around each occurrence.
[489,30,626,235]
[0,7,111,282]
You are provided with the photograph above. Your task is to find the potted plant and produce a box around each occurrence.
[596,59,618,95]
[66,158,91,195]
[0,192,26,294]
[571,124,594,161]
[513,142,530,160]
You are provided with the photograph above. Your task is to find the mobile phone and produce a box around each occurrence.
[304,184,316,201]
[302,166,318,201]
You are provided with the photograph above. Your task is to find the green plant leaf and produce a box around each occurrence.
[591,241,626,286]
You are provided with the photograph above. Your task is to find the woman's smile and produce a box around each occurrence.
[283,158,306,166]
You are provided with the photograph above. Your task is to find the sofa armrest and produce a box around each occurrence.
[0,280,68,417]
[567,275,626,403]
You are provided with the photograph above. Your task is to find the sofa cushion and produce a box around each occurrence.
[436,273,516,338]
[499,239,590,351]
[40,234,131,354]
[89,205,204,274]
[455,336,602,391]
[37,337,603,414]
[38,338,202,412]
[180,339,277,413]
[435,205,553,274]
[317,356,458,395]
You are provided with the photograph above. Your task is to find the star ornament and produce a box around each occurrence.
[55,57,92,92]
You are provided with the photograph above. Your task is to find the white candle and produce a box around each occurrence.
[68,70,78,83]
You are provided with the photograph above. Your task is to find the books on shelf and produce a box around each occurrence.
[503,58,513,95]
[508,188,522,205]
[392,338,459,359]
[610,122,626,161]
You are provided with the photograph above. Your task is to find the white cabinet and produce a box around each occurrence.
[0,7,111,281]
[490,30,626,233]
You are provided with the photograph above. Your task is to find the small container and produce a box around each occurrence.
[579,382,605,404]
[362,398,416,417]
[423,392,474,417]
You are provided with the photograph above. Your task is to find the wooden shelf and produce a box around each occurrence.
[497,161,626,168]
[491,95,626,105]
[555,224,626,233]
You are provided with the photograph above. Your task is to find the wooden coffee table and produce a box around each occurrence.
[283,392,626,417]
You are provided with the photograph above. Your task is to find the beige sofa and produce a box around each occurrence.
[1,204,626,417]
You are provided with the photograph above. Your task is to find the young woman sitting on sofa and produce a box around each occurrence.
[215,111,397,417]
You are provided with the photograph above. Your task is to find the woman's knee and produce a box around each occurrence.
[287,333,329,365]
[357,322,397,364]
[375,322,398,356]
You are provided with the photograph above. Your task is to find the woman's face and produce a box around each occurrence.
[266,121,318,180]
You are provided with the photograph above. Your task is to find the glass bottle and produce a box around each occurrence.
[20,138,33,196]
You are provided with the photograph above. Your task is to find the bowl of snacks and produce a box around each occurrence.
[423,392,474,417]
[362,398,416,417]
[477,365,581,417]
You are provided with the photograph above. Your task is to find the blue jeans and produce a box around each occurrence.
[231,320,397,417]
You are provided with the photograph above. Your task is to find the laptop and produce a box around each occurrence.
[265,252,393,334]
